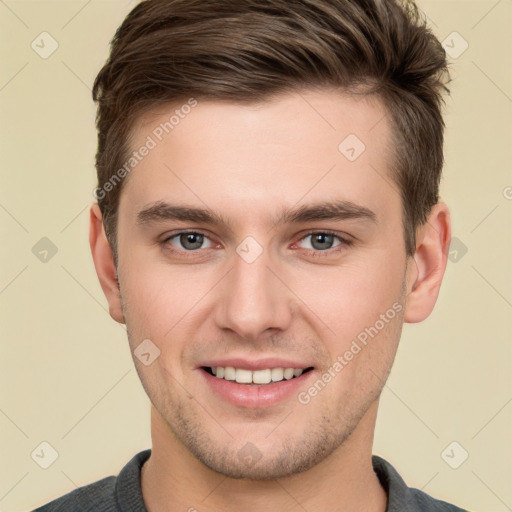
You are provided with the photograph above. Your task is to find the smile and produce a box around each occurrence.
[200,364,316,409]
[205,366,313,384]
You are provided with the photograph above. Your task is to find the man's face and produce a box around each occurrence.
[115,89,411,479]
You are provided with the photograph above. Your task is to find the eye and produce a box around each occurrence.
[165,231,214,251]
[297,231,349,252]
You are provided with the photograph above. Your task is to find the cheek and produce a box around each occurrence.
[289,254,405,342]
[120,270,196,389]
[118,259,217,353]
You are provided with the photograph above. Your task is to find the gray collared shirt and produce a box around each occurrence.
[33,449,470,511]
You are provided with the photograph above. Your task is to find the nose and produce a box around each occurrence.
[214,246,293,343]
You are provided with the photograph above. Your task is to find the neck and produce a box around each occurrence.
[141,403,387,512]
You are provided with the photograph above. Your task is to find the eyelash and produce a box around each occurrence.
[299,230,353,257]
[161,230,353,258]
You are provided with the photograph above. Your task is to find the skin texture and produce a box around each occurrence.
[90,89,451,511]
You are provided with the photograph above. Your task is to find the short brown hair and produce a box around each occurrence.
[92,0,450,261]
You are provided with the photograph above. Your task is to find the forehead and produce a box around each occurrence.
[120,89,397,225]
[133,88,390,153]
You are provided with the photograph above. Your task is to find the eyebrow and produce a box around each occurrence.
[136,200,377,228]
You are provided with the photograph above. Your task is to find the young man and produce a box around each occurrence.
[35,0,469,510]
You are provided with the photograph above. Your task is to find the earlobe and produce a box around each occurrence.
[404,203,451,323]
[89,204,125,324]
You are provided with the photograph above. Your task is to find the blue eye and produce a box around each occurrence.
[298,231,351,253]
[166,232,214,251]
[301,233,340,251]
[161,230,351,259]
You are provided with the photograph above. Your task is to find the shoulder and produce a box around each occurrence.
[372,455,470,512]
[405,487,469,511]
[32,449,151,512]
[32,476,117,512]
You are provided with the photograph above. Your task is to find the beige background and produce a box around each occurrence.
[0,1,511,511]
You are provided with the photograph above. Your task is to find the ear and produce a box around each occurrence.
[404,202,451,323]
[89,204,125,324]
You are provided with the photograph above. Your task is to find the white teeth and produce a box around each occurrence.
[252,369,272,384]
[283,368,294,380]
[235,368,253,384]
[224,366,236,380]
[209,366,307,384]
[271,368,284,381]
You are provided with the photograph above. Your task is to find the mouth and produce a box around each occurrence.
[202,366,314,384]
[198,363,316,409]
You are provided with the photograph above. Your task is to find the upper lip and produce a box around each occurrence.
[199,358,313,371]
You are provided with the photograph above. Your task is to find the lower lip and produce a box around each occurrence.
[200,368,313,409]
